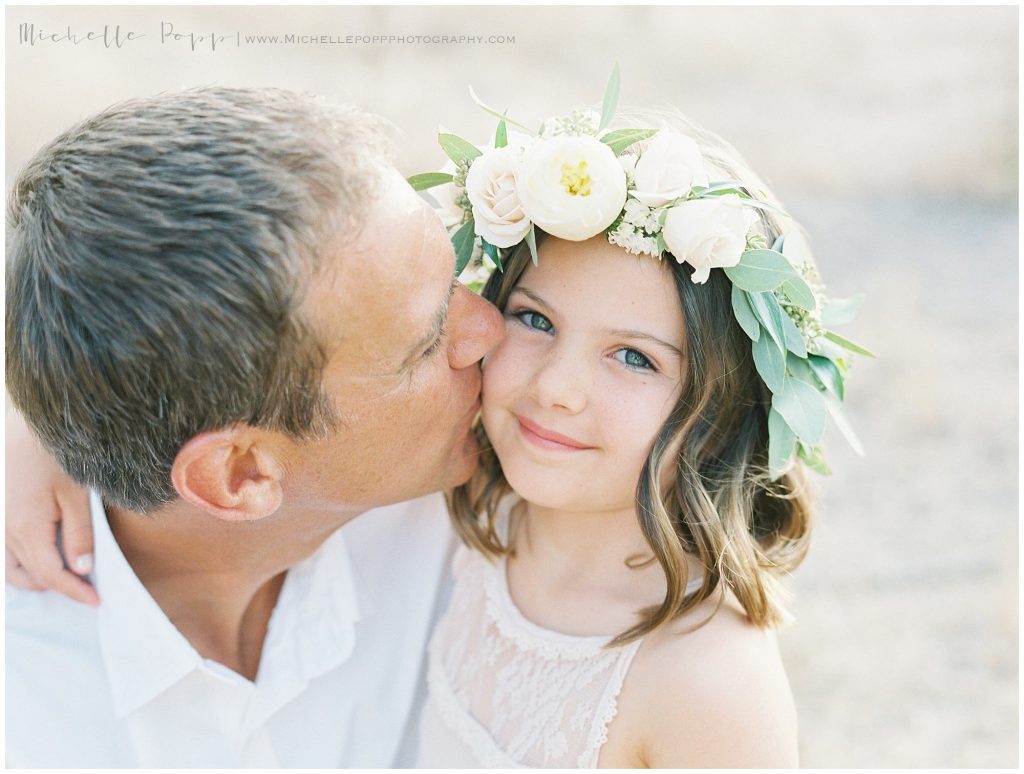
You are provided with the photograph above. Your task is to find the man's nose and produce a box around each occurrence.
[447,284,504,370]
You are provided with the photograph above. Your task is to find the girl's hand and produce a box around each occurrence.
[5,408,99,606]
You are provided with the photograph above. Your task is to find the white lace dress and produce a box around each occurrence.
[416,519,703,768]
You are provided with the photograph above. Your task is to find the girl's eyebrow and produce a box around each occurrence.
[508,285,549,308]
[510,286,683,358]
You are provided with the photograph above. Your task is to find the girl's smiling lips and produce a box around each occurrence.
[515,415,595,451]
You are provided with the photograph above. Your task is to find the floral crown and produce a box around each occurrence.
[409,65,873,478]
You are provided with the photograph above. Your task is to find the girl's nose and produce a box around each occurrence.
[528,346,588,414]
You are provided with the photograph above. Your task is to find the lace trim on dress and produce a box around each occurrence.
[426,627,525,769]
[480,553,615,661]
[578,638,643,767]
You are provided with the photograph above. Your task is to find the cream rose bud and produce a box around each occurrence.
[662,194,759,284]
[515,135,627,241]
[465,146,532,248]
[632,132,709,208]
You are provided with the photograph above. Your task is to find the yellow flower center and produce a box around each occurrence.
[559,161,592,197]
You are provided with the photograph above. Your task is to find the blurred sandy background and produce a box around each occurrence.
[5,5,1018,768]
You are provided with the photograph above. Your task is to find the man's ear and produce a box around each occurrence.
[170,427,287,522]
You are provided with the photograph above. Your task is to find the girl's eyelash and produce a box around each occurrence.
[509,308,552,332]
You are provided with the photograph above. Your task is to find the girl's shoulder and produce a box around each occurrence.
[604,592,799,768]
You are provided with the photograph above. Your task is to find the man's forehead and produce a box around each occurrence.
[309,180,454,371]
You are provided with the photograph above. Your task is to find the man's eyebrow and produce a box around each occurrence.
[510,287,683,357]
[402,277,456,367]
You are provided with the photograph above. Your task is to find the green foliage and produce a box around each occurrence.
[796,443,832,475]
[747,290,787,354]
[495,118,508,149]
[821,294,865,327]
[525,225,539,266]
[599,62,620,131]
[824,330,877,358]
[768,407,797,478]
[467,85,533,132]
[438,133,482,165]
[724,250,797,292]
[779,307,808,357]
[778,275,816,311]
[731,286,760,342]
[600,128,657,155]
[406,172,455,192]
[753,331,786,393]
[451,219,477,274]
[824,393,864,455]
[808,354,845,400]
[772,376,827,445]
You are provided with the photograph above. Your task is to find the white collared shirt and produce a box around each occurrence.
[5,490,455,768]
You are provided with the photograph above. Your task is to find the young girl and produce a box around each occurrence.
[407,74,867,766]
[8,76,867,768]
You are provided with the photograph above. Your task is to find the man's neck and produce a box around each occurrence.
[106,500,361,681]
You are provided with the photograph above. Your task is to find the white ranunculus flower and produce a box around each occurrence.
[464,146,532,248]
[662,194,759,284]
[632,132,709,208]
[515,135,627,241]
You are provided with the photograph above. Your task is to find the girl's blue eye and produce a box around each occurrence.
[615,348,656,372]
[513,310,553,333]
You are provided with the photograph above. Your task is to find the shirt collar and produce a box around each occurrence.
[90,491,366,718]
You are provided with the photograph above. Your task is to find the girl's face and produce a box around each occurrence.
[481,236,686,514]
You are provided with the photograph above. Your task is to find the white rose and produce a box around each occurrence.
[662,194,758,284]
[632,132,709,208]
[464,146,532,248]
[515,135,627,241]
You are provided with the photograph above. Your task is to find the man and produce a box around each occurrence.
[5,87,503,767]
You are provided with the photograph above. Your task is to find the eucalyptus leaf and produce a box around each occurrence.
[821,294,866,327]
[495,118,508,149]
[808,354,845,400]
[451,219,477,275]
[779,275,816,311]
[724,250,798,292]
[736,197,790,218]
[747,290,787,354]
[771,233,786,252]
[731,286,760,342]
[438,133,482,165]
[406,172,455,192]
[599,62,620,131]
[796,443,832,475]
[752,332,786,393]
[525,224,539,267]
[779,307,808,357]
[467,85,534,132]
[600,128,657,155]
[825,393,864,455]
[786,353,818,386]
[655,233,668,255]
[768,407,797,478]
[695,180,748,196]
[772,377,827,444]
[824,330,877,358]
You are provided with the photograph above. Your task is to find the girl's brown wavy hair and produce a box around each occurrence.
[448,108,814,646]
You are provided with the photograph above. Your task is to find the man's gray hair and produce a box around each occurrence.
[6,87,396,511]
